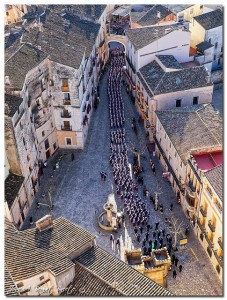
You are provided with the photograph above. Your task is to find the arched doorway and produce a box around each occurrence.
[108,41,125,53]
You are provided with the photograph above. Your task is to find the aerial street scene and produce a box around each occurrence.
[4,3,223,297]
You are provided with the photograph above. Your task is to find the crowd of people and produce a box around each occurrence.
[107,48,184,278]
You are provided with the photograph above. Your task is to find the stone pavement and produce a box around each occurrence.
[21,64,222,296]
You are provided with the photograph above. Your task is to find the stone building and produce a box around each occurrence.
[164,4,204,22]
[155,104,222,211]
[5,4,28,25]
[124,25,192,99]
[190,9,223,71]
[197,165,223,282]
[135,55,213,139]
[5,91,42,228]
[5,215,173,296]
[130,5,176,28]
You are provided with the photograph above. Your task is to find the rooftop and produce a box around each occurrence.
[5,172,25,210]
[138,59,212,95]
[156,104,222,164]
[137,5,173,26]
[5,43,48,90]
[73,246,173,296]
[125,25,188,50]
[5,32,22,61]
[205,165,223,200]
[21,11,100,69]
[196,41,214,52]
[48,5,106,22]
[164,5,192,14]
[5,265,20,296]
[5,93,23,117]
[194,9,223,30]
[130,5,154,22]
[5,217,95,282]
[192,151,223,171]
[156,55,183,70]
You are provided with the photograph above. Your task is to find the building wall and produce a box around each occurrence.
[55,267,75,292]
[5,5,28,24]
[190,19,206,49]
[198,175,222,281]
[136,29,191,71]
[177,4,204,22]
[205,26,223,70]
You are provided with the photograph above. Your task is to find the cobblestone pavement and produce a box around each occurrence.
[212,87,223,114]
[22,65,222,296]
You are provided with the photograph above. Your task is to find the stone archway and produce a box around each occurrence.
[105,34,126,61]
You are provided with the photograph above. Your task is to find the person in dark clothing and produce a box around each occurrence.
[142,238,146,247]
[155,222,159,230]
[170,203,173,211]
[146,232,149,241]
[71,152,75,161]
[139,226,143,234]
[173,270,177,279]
[175,257,179,267]
[153,231,156,238]
[179,265,183,272]
[171,254,175,264]
[134,227,138,234]
[147,224,150,231]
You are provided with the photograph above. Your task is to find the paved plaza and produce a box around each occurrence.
[22,65,222,296]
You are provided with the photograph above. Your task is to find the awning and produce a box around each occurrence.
[111,6,131,17]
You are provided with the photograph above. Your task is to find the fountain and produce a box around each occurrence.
[98,195,120,231]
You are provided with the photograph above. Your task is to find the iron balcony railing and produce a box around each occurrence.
[218,237,223,249]
[61,125,72,131]
[204,233,214,248]
[200,206,207,217]
[61,112,71,118]
[214,250,223,267]
[208,220,216,232]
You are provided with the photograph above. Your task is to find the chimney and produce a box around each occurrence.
[36,215,53,231]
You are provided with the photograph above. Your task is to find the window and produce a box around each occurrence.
[193,96,198,105]
[214,55,216,61]
[6,12,9,16]
[17,282,24,288]
[40,276,44,281]
[51,122,53,127]
[27,155,30,162]
[66,138,72,145]
[44,139,50,150]
[206,185,213,198]
[42,131,45,137]
[53,142,57,150]
[23,137,26,146]
[62,79,69,87]
[29,166,32,173]
[214,42,218,49]
[176,99,181,107]
[208,38,211,44]
[63,93,70,100]
[200,5,203,9]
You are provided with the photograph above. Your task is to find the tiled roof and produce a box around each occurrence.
[5,43,48,90]
[61,263,122,296]
[5,32,22,61]
[5,217,95,282]
[137,5,173,26]
[139,60,212,95]
[21,11,100,69]
[125,25,188,50]
[156,55,183,69]
[137,72,153,97]
[196,41,214,52]
[5,172,25,210]
[194,9,223,30]
[5,265,20,296]
[164,5,192,14]
[156,104,223,164]
[205,165,223,200]
[5,93,23,117]
[74,246,173,296]
[48,5,106,21]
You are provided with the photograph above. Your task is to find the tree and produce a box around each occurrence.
[168,213,185,250]
[128,139,147,168]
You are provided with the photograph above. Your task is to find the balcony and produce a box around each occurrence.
[200,206,207,217]
[214,250,223,267]
[208,220,216,232]
[63,100,71,105]
[61,112,71,118]
[197,218,206,233]
[61,125,72,131]
[204,233,214,248]
[186,181,196,198]
[185,194,195,212]
[218,237,223,249]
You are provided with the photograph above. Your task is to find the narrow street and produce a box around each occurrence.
[22,59,222,296]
